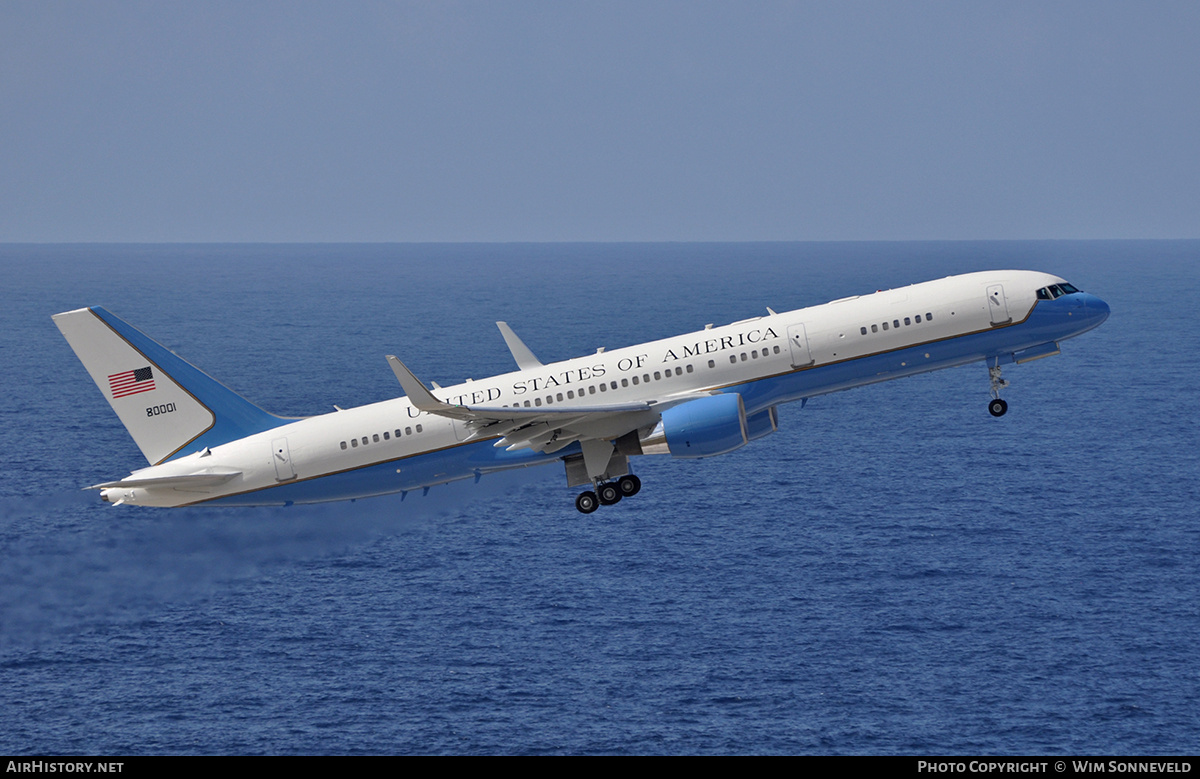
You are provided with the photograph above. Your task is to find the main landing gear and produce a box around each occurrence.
[575,474,641,514]
[988,360,1010,417]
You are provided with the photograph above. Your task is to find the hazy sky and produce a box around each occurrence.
[2,1,1198,242]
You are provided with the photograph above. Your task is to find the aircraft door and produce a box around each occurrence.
[788,323,814,368]
[271,437,297,481]
[987,284,1011,325]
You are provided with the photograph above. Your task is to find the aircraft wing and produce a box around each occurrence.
[386,355,707,453]
[496,321,543,370]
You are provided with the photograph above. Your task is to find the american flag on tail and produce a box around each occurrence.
[108,366,155,398]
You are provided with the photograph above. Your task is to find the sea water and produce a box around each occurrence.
[1,241,1197,754]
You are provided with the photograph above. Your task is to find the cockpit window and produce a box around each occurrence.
[1037,282,1082,300]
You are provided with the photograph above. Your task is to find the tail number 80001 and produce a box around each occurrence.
[147,402,176,417]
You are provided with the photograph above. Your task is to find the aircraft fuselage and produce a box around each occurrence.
[54,269,1110,510]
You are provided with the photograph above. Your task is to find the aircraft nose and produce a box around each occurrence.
[1086,293,1110,323]
[1076,292,1110,329]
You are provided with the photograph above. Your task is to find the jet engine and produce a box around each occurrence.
[638,393,777,459]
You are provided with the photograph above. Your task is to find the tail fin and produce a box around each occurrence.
[53,307,289,465]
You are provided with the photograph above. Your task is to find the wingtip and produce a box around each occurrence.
[386,355,445,411]
[496,321,544,370]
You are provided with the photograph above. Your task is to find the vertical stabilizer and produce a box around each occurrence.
[53,307,288,464]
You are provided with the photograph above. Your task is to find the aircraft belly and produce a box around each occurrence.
[729,310,1078,411]
[199,438,563,507]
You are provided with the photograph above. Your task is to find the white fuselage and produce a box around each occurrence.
[98,270,1106,507]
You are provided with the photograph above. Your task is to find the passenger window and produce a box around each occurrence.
[686,364,694,373]
[751,351,758,359]
[373,434,380,443]
[708,360,715,368]
[351,439,358,448]
[395,429,402,438]
[362,437,368,446]
[415,424,423,433]
[632,376,639,385]
[730,355,737,364]
[676,367,684,375]
[611,381,618,390]
[860,327,867,335]
[904,317,911,326]
[872,324,878,333]
[405,426,413,434]
[883,322,889,330]
[589,386,596,394]
[643,374,650,383]
[557,393,563,401]
[773,346,780,354]
[741,353,747,361]
[915,315,921,323]
[599,383,607,392]
[535,397,542,406]
[545,395,552,404]
[340,441,347,450]
[926,312,933,320]
[893,320,900,329]
[654,371,661,380]
[621,379,629,387]
[383,431,390,440]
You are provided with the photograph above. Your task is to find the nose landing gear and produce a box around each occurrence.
[988,360,1010,417]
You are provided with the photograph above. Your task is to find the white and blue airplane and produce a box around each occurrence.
[54,270,1108,513]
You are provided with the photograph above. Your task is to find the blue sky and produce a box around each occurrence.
[2,1,1197,242]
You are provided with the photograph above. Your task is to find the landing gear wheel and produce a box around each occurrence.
[597,482,622,505]
[617,474,642,497]
[987,360,1011,418]
[575,491,599,514]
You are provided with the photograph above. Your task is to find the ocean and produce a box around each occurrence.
[1,241,1197,755]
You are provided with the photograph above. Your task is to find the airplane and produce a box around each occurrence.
[53,270,1109,513]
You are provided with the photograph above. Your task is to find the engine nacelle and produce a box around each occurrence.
[640,393,752,459]
[745,406,778,441]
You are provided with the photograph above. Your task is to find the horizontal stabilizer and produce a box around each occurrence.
[89,471,242,490]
